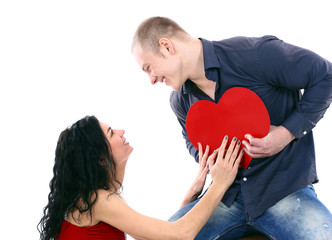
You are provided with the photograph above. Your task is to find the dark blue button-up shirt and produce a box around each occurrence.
[170,36,332,218]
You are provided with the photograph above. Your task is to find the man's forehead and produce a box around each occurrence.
[134,45,154,65]
[133,46,146,66]
[134,44,152,56]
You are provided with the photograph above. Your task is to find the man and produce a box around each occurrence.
[132,16,332,239]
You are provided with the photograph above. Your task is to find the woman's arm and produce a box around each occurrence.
[95,136,243,240]
[180,143,210,208]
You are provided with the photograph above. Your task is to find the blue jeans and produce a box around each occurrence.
[169,185,332,240]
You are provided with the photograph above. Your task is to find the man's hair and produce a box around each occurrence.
[132,16,188,55]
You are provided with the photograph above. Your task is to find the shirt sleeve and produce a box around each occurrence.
[170,91,200,163]
[257,37,332,138]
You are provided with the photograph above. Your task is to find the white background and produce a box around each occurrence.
[1,1,331,239]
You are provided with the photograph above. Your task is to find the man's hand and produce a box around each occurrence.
[242,125,295,158]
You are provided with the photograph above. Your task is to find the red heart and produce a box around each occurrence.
[186,87,270,169]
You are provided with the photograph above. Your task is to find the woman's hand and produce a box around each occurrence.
[180,143,211,208]
[180,136,243,208]
[209,136,243,189]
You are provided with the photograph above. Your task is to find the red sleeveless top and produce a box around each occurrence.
[58,220,126,240]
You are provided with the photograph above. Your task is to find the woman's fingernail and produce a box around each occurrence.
[224,135,228,140]
[233,137,237,141]
[237,140,241,145]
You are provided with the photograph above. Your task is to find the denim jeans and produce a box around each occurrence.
[169,185,332,240]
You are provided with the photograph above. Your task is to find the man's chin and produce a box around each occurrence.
[170,84,181,91]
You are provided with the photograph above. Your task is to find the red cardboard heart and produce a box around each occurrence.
[186,87,270,169]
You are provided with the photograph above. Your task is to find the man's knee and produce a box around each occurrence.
[258,185,332,239]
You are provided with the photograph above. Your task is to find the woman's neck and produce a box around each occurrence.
[115,162,126,185]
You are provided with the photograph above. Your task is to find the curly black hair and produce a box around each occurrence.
[38,115,121,240]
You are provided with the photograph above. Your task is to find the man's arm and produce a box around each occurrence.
[244,37,332,158]
[170,91,200,162]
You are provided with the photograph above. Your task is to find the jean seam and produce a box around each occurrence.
[211,223,249,240]
[249,223,276,240]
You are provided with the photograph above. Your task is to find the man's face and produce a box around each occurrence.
[133,44,184,91]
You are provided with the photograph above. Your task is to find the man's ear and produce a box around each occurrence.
[159,38,175,55]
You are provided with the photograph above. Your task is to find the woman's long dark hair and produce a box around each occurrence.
[38,116,121,240]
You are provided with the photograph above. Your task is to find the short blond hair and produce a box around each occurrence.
[132,16,188,55]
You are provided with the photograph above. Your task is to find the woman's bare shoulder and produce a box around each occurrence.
[94,189,128,220]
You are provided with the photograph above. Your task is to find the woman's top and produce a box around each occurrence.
[58,220,126,240]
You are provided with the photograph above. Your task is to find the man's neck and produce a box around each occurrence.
[195,79,216,100]
[185,39,216,100]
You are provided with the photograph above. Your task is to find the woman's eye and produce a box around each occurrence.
[111,130,114,136]
[146,66,151,72]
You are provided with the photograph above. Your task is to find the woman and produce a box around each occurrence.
[38,115,243,240]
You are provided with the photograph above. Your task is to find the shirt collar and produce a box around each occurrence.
[182,38,221,95]
[182,80,195,95]
[199,38,222,70]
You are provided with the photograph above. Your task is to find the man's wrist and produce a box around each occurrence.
[279,125,295,143]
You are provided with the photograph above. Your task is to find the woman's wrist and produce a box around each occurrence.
[180,190,200,208]
[208,180,228,199]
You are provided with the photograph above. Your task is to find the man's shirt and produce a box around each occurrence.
[170,36,332,218]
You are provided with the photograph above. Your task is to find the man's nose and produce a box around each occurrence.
[149,74,157,85]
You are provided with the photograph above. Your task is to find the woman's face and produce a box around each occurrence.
[99,121,133,166]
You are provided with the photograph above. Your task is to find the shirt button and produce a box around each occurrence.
[303,131,307,135]
[243,177,248,182]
